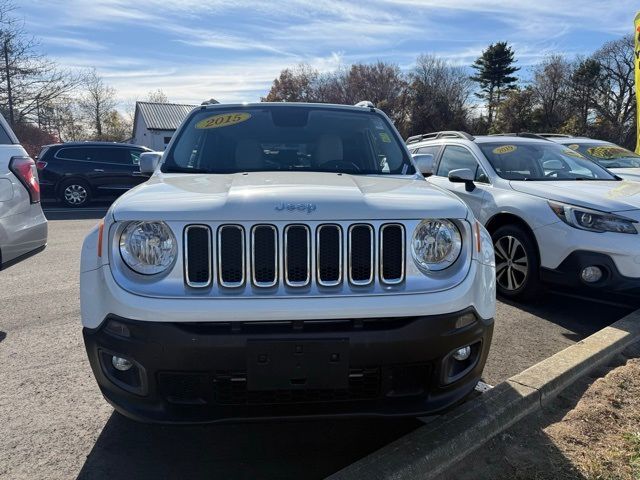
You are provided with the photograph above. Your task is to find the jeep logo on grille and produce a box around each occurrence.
[275,202,317,214]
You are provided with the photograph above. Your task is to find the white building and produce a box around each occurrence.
[131,101,198,151]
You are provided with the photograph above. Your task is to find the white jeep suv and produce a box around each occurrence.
[408,131,640,301]
[80,103,496,423]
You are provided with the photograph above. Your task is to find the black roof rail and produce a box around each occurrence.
[536,133,573,138]
[489,132,552,141]
[406,131,475,144]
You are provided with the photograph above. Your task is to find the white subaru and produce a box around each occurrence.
[80,103,496,423]
[407,132,640,301]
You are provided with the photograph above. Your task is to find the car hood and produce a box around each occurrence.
[611,168,640,182]
[112,172,469,222]
[509,180,640,213]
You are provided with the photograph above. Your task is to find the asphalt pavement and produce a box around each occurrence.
[0,205,632,480]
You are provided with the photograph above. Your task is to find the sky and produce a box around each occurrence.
[20,0,640,106]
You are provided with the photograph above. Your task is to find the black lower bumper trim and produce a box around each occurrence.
[83,309,493,424]
[541,250,640,298]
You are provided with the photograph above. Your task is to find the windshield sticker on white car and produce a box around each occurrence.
[493,145,517,154]
[195,112,252,129]
[563,149,584,158]
[587,146,635,160]
[567,144,580,150]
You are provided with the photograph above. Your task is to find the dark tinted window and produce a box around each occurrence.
[436,145,479,177]
[163,106,414,175]
[57,147,139,165]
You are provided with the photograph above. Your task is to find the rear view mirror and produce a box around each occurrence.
[139,152,162,175]
[448,168,475,191]
[412,153,434,177]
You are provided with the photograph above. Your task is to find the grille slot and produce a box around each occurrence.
[251,225,278,287]
[218,225,245,288]
[184,221,404,292]
[380,224,405,284]
[316,225,342,287]
[284,225,310,287]
[349,224,374,285]
[184,225,212,288]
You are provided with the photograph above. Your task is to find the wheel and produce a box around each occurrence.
[59,179,91,208]
[491,225,541,300]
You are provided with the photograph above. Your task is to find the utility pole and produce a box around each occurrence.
[3,38,14,126]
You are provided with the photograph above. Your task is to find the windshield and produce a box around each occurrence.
[478,142,617,181]
[162,106,414,175]
[566,143,640,169]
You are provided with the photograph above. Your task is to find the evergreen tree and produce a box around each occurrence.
[470,42,519,127]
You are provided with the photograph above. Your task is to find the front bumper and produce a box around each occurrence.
[541,250,640,299]
[83,310,493,423]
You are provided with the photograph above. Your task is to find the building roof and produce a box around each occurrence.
[135,101,198,131]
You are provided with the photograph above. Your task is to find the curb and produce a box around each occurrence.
[327,308,640,480]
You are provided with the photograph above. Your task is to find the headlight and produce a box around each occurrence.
[411,219,462,271]
[548,202,638,234]
[119,221,177,275]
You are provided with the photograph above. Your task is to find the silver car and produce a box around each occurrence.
[0,115,47,270]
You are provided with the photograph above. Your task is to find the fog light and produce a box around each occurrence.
[580,266,603,283]
[453,346,471,361]
[112,356,133,371]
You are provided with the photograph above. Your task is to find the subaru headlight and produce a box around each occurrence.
[411,219,462,272]
[548,202,638,234]
[119,221,177,274]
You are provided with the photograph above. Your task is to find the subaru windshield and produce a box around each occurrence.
[478,142,618,181]
[568,143,640,169]
[162,105,415,175]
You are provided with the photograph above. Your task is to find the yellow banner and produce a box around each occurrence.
[635,12,640,153]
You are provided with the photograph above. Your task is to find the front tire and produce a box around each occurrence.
[492,225,541,301]
[60,179,91,208]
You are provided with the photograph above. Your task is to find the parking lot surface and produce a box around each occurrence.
[0,206,632,480]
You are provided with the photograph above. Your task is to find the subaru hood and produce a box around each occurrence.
[509,180,640,213]
[112,172,469,222]
[611,168,640,182]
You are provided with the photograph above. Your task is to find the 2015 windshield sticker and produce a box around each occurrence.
[493,145,517,154]
[567,144,580,150]
[195,112,252,129]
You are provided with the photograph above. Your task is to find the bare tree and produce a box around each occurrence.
[146,88,168,103]
[78,68,117,139]
[591,35,636,147]
[408,54,474,136]
[531,54,572,130]
[568,57,603,135]
[262,64,320,102]
[0,1,79,126]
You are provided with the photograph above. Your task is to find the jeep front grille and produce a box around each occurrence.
[184,222,405,291]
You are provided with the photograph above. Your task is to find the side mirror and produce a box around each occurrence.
[448,168,475,191]
[139,152,162,175]
[411,153,434,177]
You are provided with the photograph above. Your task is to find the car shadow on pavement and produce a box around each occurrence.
[0,331,5,343]
[76,412,420,480]
[499,291,633,340]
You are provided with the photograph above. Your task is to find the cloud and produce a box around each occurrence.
[22,0,638,106]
